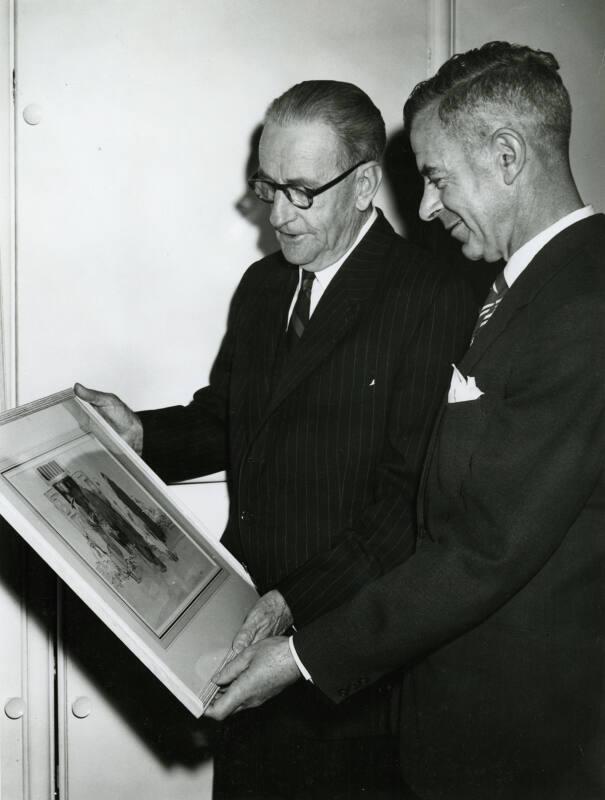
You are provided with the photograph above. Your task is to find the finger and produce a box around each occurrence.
[74,383,113,406]
[230,611,260,653]
[230,603,272,654]
[205,685,249,720]
[231,629,255,655]
[212,650,251,686]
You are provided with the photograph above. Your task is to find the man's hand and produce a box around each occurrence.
[74,383,144,455]
[205,636,301,720]
[231,589,294,656]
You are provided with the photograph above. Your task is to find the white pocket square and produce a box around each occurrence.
[448,364,484,403]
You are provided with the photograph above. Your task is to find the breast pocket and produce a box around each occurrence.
[435,397,488,496]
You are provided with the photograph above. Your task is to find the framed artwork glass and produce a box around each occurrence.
[0,389,258,716]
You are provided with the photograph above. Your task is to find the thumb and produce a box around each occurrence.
[212,649,252,686]
[74,383,112,407]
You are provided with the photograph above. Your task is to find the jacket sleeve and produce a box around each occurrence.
[276,274,476,625]
[292,279,605,700]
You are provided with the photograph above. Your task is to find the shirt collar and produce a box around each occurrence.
[504,205,596,288]
[303,207,378,292]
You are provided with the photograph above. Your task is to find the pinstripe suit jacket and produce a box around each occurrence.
[294,214,605,793]
[139,212,475,631]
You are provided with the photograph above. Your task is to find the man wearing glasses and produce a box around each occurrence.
[77,80,475,798]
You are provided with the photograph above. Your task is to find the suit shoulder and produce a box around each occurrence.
[521,216,605,349]
[570,215,605,281]
[224,250,292,328]
[229,250,296,310]
[238,249,289,286]
[540,214,605,299]
[382,229,473,301]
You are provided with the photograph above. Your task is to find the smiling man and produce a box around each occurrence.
[76,80,475,798]
[413,103,507,262]
[207,46,605,800]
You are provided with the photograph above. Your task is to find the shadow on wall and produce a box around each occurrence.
[61,582,215,770]
[0,519,213,773]
[236,124,276,257]
[383,127,500,303]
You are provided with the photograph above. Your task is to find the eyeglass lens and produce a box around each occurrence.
[251,180,311,209]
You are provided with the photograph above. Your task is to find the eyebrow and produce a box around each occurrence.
[255,169,317,187]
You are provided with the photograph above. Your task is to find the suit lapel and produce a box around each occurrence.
[262,212,394,422]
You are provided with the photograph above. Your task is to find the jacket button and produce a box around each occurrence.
[239,510,255,522]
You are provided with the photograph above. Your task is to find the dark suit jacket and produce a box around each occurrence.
[139,211,474,742]
[295,214,605,795]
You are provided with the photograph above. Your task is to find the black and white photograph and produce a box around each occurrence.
[0,1,603,799]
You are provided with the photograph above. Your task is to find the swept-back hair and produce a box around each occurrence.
[265,80,386,168]
[403,41,572,160]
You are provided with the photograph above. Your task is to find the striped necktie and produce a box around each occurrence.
[471,271,508,344]
[286,270,315,351]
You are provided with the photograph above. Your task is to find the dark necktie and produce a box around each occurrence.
[286,270,315,351]
[471,271,509,344]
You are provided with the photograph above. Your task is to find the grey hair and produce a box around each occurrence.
[403,41,572,162]
[265,80,386,168]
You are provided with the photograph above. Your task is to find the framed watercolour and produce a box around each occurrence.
[0,389,258,717]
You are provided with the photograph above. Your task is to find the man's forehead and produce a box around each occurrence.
[410,104,454,170]
[258,120,342,179]
[410,102,440,147]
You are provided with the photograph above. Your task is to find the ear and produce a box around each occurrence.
[355,162,383,210]
[491,128,526,186]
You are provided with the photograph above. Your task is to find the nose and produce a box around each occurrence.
[418,182,443,222]
[269,189,297,228]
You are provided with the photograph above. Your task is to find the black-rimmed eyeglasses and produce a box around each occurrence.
[247,161,366,210]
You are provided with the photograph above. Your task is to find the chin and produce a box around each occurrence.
[282,254,304,265]
[461,243,485,262]
[280,247,308,265]
[461,238,502,263]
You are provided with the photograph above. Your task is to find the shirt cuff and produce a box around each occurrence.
[288,635,314,683]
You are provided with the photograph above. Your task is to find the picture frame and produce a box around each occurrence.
[0,388,258,717]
